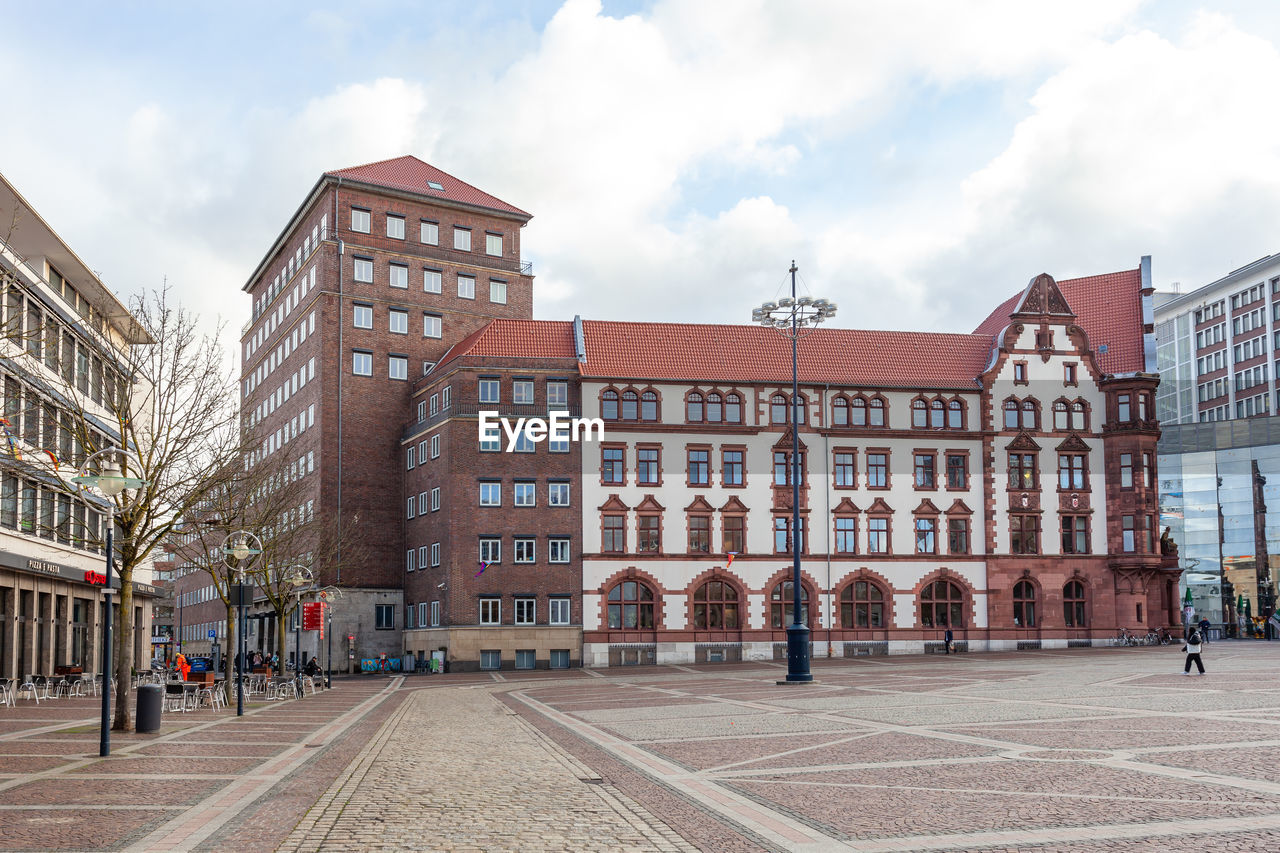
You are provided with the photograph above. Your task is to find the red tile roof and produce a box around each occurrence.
[580,321,990,389]
[972,268,1145,374]
[431,319,576,376]
[327,156,530,219]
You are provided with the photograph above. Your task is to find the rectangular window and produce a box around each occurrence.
[548,482,570,506]
[351,208,370,233]
[352,351,372,376]
[637,447,660,485]
[867,452,888,488]
[914,453,935,489]
[389,355,408,380]
[549,598,571,625]
[406,448,416,470]
[602,515,625,552]
[513,380,534,404]
[479,379,500,403]
[480,599,500,625]
[406,549,416,572]
[480,538,501,563]
[424,268,442,293]
[389,264,409,289]
[389,309,408,334]
[454,228,472,251]
[490,280,507,304]
[375,603,394,629]
[723,515,745,554]
[479,649,500,669]
[458,275,475,299]
[638,515,660,552]
[486,233,503,256]
[1059,454,1087,490]
[946,453,968,490]
[514,539,535,563]
[353,257,373,282]
[948,517,970,554]
[514,481,535,506]
[1120,453,1133,488]
[406,497,416,519]
[430,434,440,458]
[687,515,710,552]
[1008,453,1037,489]
[547,381,568,410]
[1061,515,1089,554]
[515,598,535,625]
[386,214,405,239]
[431,543,440,566]
[515,649,535,670]
[599,448,624,481]
[834,451,856,487]
[549,539,570,564]
[1117,394,1131,422]
[773,516,805,554]
[915,517,937,554]
[353,304,373,328]
[835,517,857,553]
[423,314,442,338]
[420,221,439,245]
[431,488,440,512]
[722,449,745,486]
[480,482,501,506]
[868,517,889,553]
[687,448,710,485]
[1122,515,1136,552]
[1010,514,1040,554]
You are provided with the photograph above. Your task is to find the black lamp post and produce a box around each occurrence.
[222,531,262,716]
[319,586,341,688]
[753,262,836,684]
[283,565,314,694]
[73,448,146,758]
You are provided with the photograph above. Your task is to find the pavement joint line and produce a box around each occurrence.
[121,678,402,853]
[508,688,854,851]
[0,716,97,741]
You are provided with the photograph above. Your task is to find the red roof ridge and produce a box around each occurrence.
[326,155,530,219]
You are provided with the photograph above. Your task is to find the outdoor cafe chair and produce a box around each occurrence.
[17,675,39,703]
[0,678,14,707]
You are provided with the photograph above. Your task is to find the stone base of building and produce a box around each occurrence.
[403,625,581,672]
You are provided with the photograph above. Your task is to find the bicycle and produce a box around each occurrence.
[1115,627,1136,646]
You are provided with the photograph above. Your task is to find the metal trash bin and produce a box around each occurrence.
[136,683,163,733]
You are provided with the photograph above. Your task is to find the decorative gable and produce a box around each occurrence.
[866,497,893,515]
[913,498,942,516]
[720,496,749,513]
[599,494,629,512]
[833,497,861,514]
[684,495,714,513]
[1007,432,1041,452]
[1012,273,1076,322]
[636,495,666,513]
[1056,434,1091,452]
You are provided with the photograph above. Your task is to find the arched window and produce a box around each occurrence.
[850,397,867,426]
[919,580,965,628]
[770,580,809,628]
[607,580,655,629]
[641,390,659,421]
[771,394,788,424]
[912,399,928,428]
[1053,400,1068,431]
[601,390,619,420]
[868,397,886,427]
[1013,580,1037,627]
[930,398,945,429]
[725,393,742,423]
[687,392,704,422]
[1064,580,1087,627]
[840,580,885,629]
[832,396,849,426]
[1003,399,1019,429]
[947,399,963,429]
[692,580,739,629]
[1070,401,1087,431]
[621,390,639,420]
[1020,399,1037,430]
[706,393,722,422]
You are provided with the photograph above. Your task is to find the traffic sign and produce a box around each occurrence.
[207,629,216,640]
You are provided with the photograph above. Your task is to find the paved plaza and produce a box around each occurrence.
[2,644,1280,851]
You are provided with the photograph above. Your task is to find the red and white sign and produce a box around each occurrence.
[302,602,325,632]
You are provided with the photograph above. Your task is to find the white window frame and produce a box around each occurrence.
[430,542,440,567]
[458,275,475,299]
[424,268,442,294]
[431,487,440,511]
[490,280,507,304]
[514,597,535,625]
[352,351,372,376]
[549,538,570,563]
[389,309,408,334]
[514,482,535,506]
[479,538,501,564]
[430,434,440,458]
[549,598,571,625]
[454,228,471,251]
[351,208,370,233]
[513,380,534,405]
[406,497,416,519]
[353,304,373,329]
[548,482,570,506]
[479,379,500,403]
[420,221,439,245]
[389,264,409,289]
[430,600,440,627]
[480,482,501,506]
[423,314,442,338]
[514,538,535,563]
[479,598,500,625]
[547,381,568,410]
[486,233,502,257]
[386,214,405,240]
[389,355,408,381]
[353,258,373,282]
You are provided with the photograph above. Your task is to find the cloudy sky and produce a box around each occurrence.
[4,0,1280,351]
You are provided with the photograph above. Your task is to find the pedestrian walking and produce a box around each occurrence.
[1198,617,1211,644]
[944,627,954,655]
[1183,627,1205,675]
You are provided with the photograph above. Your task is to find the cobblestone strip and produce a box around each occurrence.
[123,677,402,852]
[279,687,699,852]
[274,689,413,853]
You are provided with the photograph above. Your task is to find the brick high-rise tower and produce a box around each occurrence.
[239,156,533,663]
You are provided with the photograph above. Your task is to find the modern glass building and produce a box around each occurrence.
[1157,416,1280,635]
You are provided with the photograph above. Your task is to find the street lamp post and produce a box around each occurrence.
[283,565,314,694]
[72,448,146,758]
[318,586,342,688]
[222,531,262,716]
[753,262,836,684]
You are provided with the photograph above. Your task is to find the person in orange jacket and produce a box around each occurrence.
[175,651,190,681]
